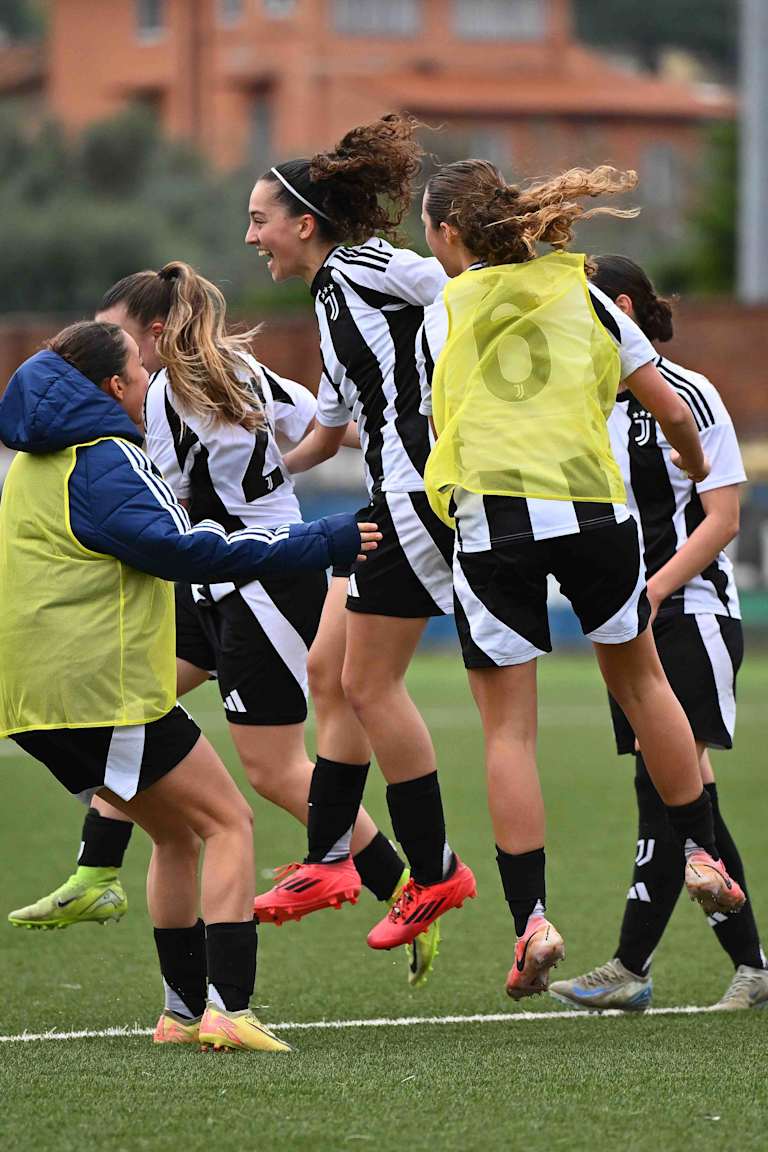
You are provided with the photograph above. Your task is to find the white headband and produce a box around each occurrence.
[270,167,333,222]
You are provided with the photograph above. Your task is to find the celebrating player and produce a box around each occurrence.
[8,262,424,977]
[418,160,746,998]
[0,320,378,1051]
[247,115,476,960]
[549,255,767,1012]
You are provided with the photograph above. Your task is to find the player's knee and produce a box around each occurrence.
[309,666,347,719]
[340,665,383,716]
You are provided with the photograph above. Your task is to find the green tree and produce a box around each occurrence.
[0,0,45,40]
[574,0,737,78]
[0,108,280,314]
[653,121,737,294]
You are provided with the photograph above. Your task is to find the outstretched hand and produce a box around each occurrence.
[356,521,382,562]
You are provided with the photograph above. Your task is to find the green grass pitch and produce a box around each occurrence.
[2,652,767,1151]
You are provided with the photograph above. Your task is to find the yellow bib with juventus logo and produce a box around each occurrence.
[0,439,176,738]
[424,252,626,526]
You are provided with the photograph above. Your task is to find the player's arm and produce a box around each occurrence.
[68,440,379,580]
[624,361,709,483]
[282,421,348,474]
[645,485,741,619]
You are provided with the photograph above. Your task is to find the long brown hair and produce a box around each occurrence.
[264,113,424,244]
[99,261,263,430]
[590,254,674,342]
[424,160,639,265]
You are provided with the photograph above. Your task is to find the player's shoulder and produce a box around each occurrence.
[329,237,395,275]
[144,368,171,420]
[656,356,728,429]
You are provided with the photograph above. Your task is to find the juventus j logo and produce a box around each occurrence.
[631,410,653,447]
[319,285,340,322]
[635,838,655,867]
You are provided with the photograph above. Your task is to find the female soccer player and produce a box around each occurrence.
[417,159,745,997]
[247,115,476,955]
[0,320,377,1050]
[9,261,415,966]
[548,255,767,1012]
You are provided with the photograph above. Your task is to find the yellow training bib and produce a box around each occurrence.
[0,440,176,737]
[424,252,626,526]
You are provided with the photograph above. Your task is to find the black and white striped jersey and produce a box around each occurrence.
[417,276,657,551]
[313,238,448,496]
[144,352,316,533]
[609,355,745,618]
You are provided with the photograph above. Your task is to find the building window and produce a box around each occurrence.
[453,0,545,41]
[219,0,243,24]
[137,0,165,40]
[249,90,273,172]
[263,0,297,17]
[333,0,421,37]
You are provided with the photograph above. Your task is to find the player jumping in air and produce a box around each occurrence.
[418,160,745,998]
[247,115,476,959]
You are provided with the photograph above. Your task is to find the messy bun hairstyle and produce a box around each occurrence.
[263,113,424,244]
[590,254,674,343]
[424,160,639,265]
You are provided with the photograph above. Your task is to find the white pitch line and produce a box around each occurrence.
[0,1005,718,1044]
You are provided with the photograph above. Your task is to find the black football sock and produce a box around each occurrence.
[205,921,257,1013]
[306,757,370,864]
[153,918,207,1020]
[353,831,406,901]
[615,755,685,976]
[386,772,453,887]
[665,788,718,859]
[496,846,546,936]
[705,782,766,970]
[77,806,134,869]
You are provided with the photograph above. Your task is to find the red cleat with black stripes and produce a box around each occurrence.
[253,858,361,925]
[366,856,477,949]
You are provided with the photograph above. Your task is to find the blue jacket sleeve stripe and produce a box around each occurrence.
[114,438,191,535]
[68,438,362,584]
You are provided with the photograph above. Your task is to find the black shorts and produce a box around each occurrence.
[335,491,454,618]
[175,570,327,726]
[610,612,743,753]
[454,516,649,668]
[12,705,201,804]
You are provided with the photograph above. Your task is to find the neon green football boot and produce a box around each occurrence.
[389,869,441,987]
[8,867,128,929]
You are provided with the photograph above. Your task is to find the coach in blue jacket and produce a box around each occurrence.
[0,319,378,1052]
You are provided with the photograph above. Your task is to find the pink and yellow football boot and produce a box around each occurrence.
[253,858,361,925]
[153,1010,202,1045]
[367,856,476,950]
[685,851,746,916]
[198,1004,292,1053]
[505,916,565,1001]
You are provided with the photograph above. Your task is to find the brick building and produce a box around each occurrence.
[0,2,723,246]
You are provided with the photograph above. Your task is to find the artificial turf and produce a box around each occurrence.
[2,652,767,1151]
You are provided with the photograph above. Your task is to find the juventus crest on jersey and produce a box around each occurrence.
[609,355,746,618]
[312,238,448,497]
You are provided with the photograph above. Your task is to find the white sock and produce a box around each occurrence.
[321,827,353,863]
[523,899,546,936]
[162,978,198,1020]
